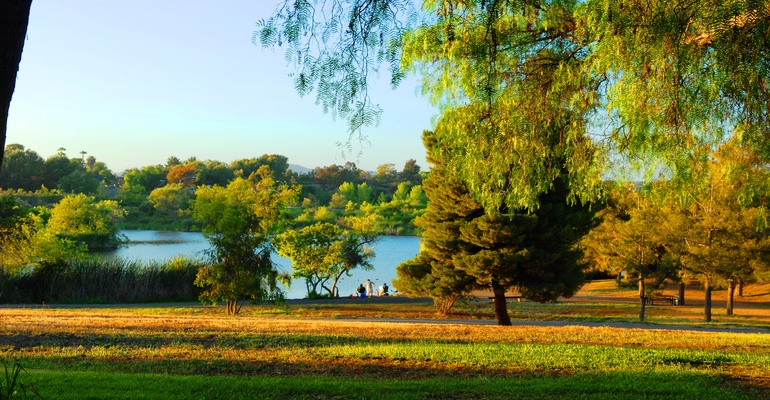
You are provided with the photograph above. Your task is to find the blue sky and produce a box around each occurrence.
[7,1,435,173]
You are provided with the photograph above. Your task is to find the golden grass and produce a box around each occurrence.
[4,280,767,329]
[1,308,768,354]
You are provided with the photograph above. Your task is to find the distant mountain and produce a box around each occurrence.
[288,164,312,174]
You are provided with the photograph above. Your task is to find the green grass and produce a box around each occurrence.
[5,336,769,397]
[3,305,769,399]
[24,370,757,400]
[320,341,770,370]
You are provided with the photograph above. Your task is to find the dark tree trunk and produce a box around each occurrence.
[726,279,736,316]
[638,274,646,322]
[491,279,511,326]
[330,269,348,298]
[704,277,712,322]
[738,279,744,297]
[0,0,33,170]
[677,281,686,306]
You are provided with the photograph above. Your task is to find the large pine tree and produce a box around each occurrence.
[396,129,598,325]
[455,176,597,325]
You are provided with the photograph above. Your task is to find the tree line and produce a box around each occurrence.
[0,143,428,233]
[396,132,770,324]
[0,143,426,312]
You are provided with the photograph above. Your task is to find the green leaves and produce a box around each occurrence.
[193,176,300,313]
[275,216,380,298]
[263,0,770,212]
[400,1,604,210]
[257,1,414,138]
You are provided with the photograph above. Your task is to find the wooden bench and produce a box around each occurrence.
[645,295,675,305]
[488,295,525,302]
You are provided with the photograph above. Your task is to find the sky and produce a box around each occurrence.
[7,0,436,174]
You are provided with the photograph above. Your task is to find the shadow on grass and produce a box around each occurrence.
[0,331,464,352]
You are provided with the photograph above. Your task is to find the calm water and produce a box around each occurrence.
[99,230,421,300]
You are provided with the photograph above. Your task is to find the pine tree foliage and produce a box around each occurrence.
[454,175,597,302]
[394,130,482,315]
[396,130,597,323]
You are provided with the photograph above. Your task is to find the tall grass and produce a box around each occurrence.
[0,362,40,400]
[3,256,204,304]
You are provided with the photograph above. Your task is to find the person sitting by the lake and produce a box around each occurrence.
[377,283,389,296]
[356,284,366,298]
[364,279,375,298]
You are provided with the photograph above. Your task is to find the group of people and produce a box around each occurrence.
[355,279,389,298]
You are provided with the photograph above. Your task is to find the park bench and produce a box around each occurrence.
[488,295,525,302]
[645,295,676,305]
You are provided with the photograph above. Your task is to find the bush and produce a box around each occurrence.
[305,290,331,300]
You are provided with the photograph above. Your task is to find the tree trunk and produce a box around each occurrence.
[704,277,712,322]
[491,279,511,326]
[638,274,646,322]
[738,279,744,297]
[0,0,33,170]
[320,283,331,296]
[434,294,459,315]
[306,277,321,296]
[330,269,347,298]
[677,281,686,306]
[726,279,736,316]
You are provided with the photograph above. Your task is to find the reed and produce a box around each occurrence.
[4,256,204,304]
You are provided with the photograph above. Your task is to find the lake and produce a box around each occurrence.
[99,230,421,300]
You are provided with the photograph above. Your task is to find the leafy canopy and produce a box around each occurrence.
[193,171,299,314]
[275,215,380,298]
[259,0,770,210]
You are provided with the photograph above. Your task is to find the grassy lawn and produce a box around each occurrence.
[2,291,769,400]
[21,370,760,400]
[229,280,770,330]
